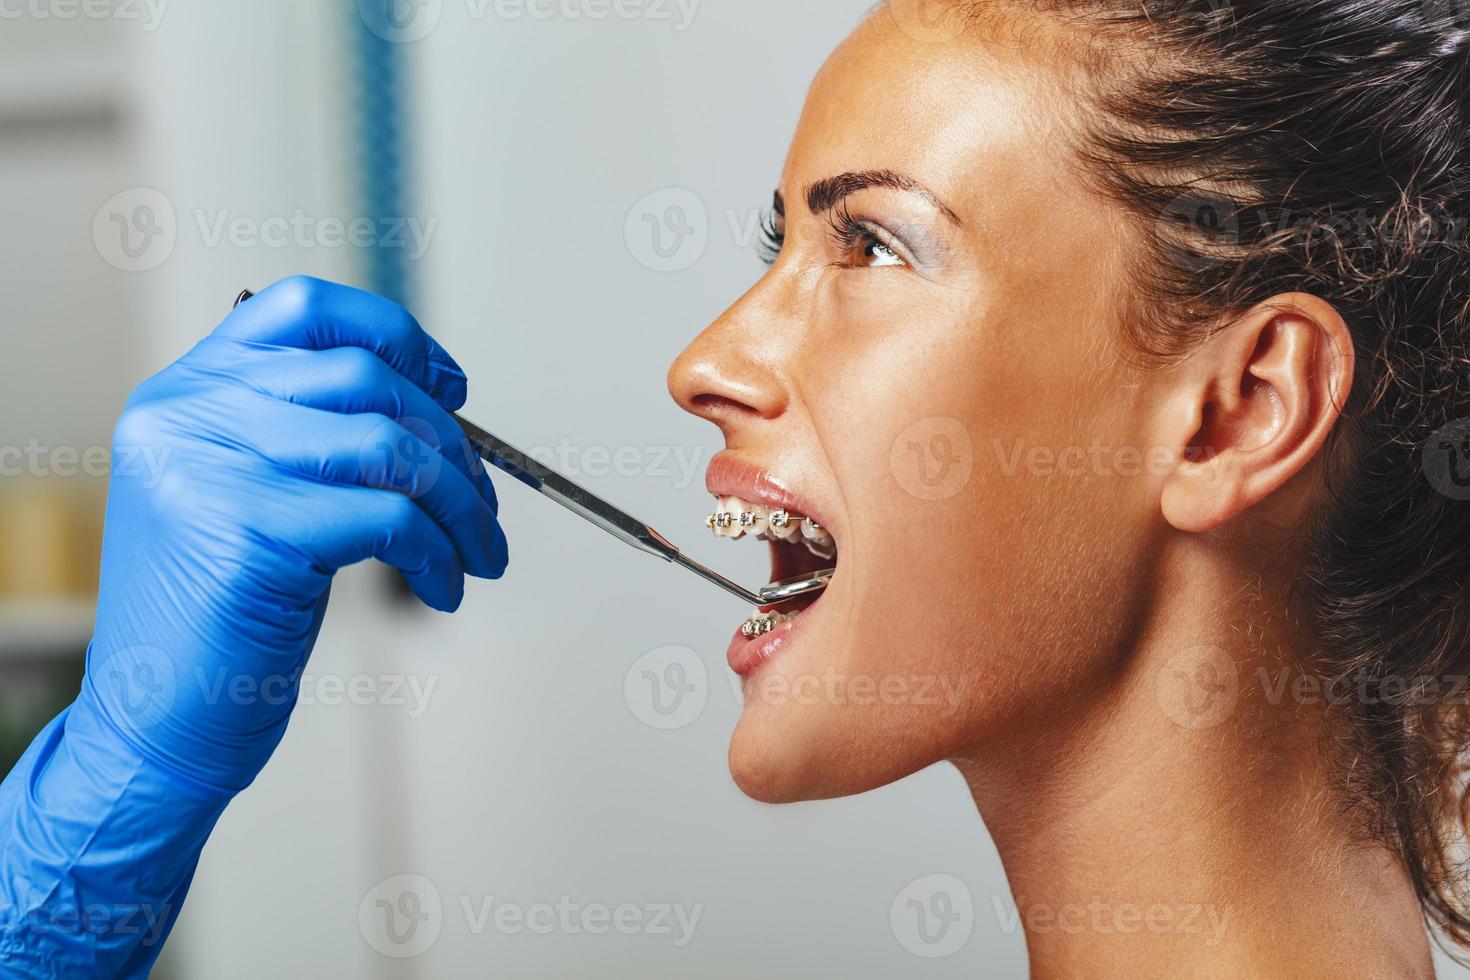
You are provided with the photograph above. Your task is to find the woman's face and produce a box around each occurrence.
[668,9,1169,802]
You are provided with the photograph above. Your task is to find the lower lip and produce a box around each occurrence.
[725,599,819,676]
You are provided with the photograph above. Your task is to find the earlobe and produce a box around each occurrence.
[1160,293,1355,534]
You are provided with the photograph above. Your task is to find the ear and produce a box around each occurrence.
[1159,293,1355,534]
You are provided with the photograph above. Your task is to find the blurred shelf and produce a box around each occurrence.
[0,598,94,660]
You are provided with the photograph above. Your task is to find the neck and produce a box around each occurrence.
[952,540,1433,979]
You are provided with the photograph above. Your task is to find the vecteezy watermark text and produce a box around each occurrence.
[525,438,707,488]
[194,209,438,261]
[360,0,701,44]
[995,897,1232,945]
[100,655,441,726]
[192,668,439,718]
[487,0,698,27]
[19,902,174,949]
[0,0,167,30]
[92,188,440,273]
[460,895,702,946]
[742,667,967,717]
[1256,666,1470,709]
[992,438,1212,480]
[0,440,170,486]
[357,874,703,959]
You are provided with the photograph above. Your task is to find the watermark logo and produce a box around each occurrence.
[359,0,443,42]
[97,645,177,731]
[1156,645,1238,730]
[1423,418,1470,501]
[359,874,444,958]
[1157,192,1240,273]
[886,0,967,44]
[624,644,707,730]
[890,873,974,958]
[358,416,445,500]
[1141,0,1237,30]
[93,188,176,272]
[1420,0,1470,30]
[625,187,708,272]
[891,417,973,501]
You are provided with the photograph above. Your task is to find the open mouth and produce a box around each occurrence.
[707,494,838,673]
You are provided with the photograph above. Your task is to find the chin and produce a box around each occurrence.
[726,690,964,804]
[727,720,860,804]
[728,724,814,804]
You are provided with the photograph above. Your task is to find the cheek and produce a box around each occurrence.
[729,296,1159,798]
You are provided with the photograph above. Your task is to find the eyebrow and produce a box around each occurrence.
[799,169,963,226]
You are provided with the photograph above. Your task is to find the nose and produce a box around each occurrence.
[668,281,791,433]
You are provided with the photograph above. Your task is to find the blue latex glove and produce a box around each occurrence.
[0,277,507,978]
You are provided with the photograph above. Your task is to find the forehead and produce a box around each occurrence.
[781,11,1085,224]
[778,10,1133,346]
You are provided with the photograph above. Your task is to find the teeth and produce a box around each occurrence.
[740,608,798,639]
[708,495,837,562]
[766,509,801,542]
[800,517,835,560]
[740,503,769,537]
[704,499,775,539]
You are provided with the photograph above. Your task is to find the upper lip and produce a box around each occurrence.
[704,451,841,548]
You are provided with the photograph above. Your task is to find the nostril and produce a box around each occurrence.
[669,331,789,421]
[691,394,757,417]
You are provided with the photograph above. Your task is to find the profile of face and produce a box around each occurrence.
[667,8,1347,804]
[666,10,1147,803]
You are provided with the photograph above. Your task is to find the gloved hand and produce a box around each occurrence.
[0,277,507,978]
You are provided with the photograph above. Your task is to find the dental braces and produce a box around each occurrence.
[741,620,772,638]
[739,605,805,638]
[703,509,824,534]
[741,614,777,639]
[706,499,836,564]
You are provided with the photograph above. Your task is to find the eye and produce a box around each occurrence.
[828,210,909,270]
[859,237,905,268]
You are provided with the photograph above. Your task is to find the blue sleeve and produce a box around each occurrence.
[0,686,231,979]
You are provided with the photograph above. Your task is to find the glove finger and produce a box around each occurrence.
[288,481,470,612]
[189,339,499,513]
[212,275,469,411]
[229,394,508,580]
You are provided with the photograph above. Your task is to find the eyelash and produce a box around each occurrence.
[754,205,905,269]
[826,207,903,269]
[757,209,784,266]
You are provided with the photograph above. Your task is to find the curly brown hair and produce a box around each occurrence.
[943,0,1470,954]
